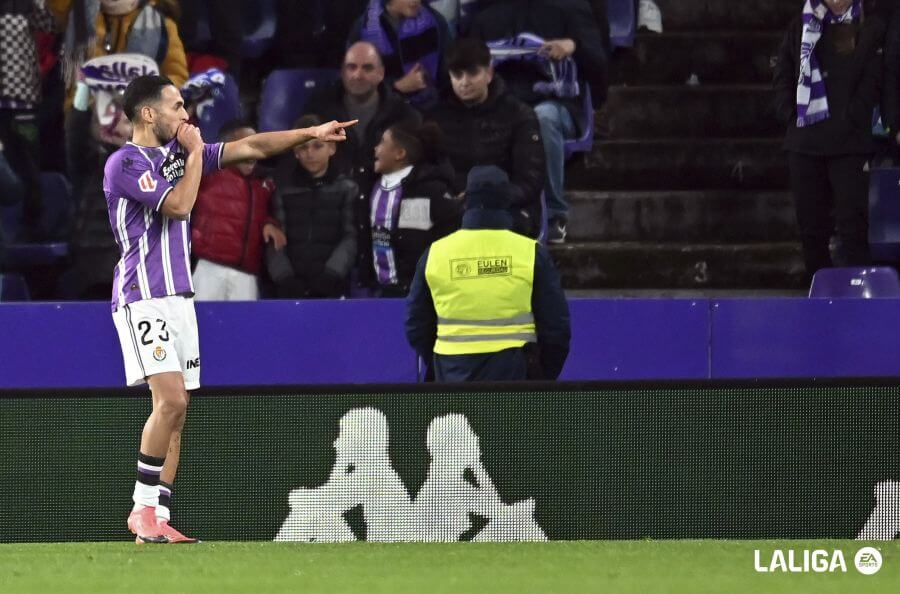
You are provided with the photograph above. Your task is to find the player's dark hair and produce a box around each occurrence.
[123,75,176,121]
[218,118,255,141]
[446,38,492,74]
[388,121,444,166]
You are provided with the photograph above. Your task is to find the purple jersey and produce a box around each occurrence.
[103,139,224,311]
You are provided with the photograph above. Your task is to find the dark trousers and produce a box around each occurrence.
[787,152,871,279]
[0,109,42,230]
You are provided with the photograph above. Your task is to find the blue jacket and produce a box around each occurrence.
[405,208,570,381]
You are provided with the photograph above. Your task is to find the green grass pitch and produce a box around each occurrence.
[1,540,899,593]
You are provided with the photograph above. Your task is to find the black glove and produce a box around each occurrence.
[310,271,346,298]
[276,277,309,298]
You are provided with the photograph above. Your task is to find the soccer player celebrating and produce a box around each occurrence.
[104,75,355,544]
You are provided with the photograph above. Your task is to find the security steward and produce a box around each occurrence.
[405,165,570,381]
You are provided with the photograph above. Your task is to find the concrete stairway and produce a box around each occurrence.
[554,0,806,290]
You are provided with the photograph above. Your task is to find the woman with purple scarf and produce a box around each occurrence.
[773,0,886,282]
[349,0,452,109]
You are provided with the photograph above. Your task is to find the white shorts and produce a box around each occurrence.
[112,295,201,390]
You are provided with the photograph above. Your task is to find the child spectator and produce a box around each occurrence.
[364,121,462,296]
[191,120,285,301]
[266,115,358,299]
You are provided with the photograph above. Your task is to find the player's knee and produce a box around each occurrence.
[156,393,188,423]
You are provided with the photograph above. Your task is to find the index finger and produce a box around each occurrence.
[337,120,359,128]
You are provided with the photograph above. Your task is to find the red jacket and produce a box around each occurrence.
[191,168,277,276]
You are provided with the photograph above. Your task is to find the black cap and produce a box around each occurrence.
[465,165,512,210]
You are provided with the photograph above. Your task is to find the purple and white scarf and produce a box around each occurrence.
[487,33,580,99]
[361,0,441,105]
[796,0,861,127]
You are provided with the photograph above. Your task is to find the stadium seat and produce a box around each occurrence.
[0,273,30,301]
[868,167,900,261]
[258,69,340,132]
[564,86,595,159]
[608,0,636,48]
[1,172,73,242]
[808,267,900,298]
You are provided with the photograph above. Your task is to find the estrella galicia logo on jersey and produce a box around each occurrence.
[138,170,158,193]
[161,151,186,184]
[153,346,167,361]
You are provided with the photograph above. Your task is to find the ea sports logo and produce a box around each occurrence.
[854,547,883,575]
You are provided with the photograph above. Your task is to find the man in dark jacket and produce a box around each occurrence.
[267,115,359,299]
[303,41,421,210]
[428,38,545,237]
[406,165,570,382]
[773,0,886,280]
[471,0,608,243]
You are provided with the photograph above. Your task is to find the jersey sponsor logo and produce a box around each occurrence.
[138,170,158,193]
[161,151,186,184]
[186,357,200,369]
[451,256,512,280]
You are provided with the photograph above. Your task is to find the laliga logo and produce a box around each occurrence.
[754,547,882,575]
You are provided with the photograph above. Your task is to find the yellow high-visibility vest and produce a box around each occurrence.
[425,228,537,355]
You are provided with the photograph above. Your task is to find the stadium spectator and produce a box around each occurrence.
[304,41,421,218]
[471,0,609,243]
[191,120,284,301]
[60,0,188,101]
[0,0,58,242]
[364,121,462,296]
[405,165,570,381]
[57,69,133,299]
[427,38,545,237]
[773,0,886,281]
[348,0,452,109]
[266,115,358,299]
[273,0,369,68]
[0,142,25,268]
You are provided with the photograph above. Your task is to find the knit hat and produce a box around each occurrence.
[465,165,512,210]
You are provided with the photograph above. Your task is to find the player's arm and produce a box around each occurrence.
[161,124,204,220]
[219,120,358,166]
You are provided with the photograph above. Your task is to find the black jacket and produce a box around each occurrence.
[304,80,421,205]
[267,164,358,297]
[470,0,609,128]
[358,161,463,294]
[773,11,886,155]
[405,208,571,382]
[427,76,545,237]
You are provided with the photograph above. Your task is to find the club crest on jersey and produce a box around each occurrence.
[153,346,167,361]
[138,170,157,192]
[161,151,186,184]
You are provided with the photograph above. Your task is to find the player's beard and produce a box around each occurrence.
[152,120,175,144]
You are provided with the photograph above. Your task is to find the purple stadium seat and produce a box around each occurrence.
[258,69,340,132]
[868,167,900,261]
[0,273,30,301]
[608,0,636,48]
[808,267,900,298]
[564,85,595,159]
[1,171,73,243]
